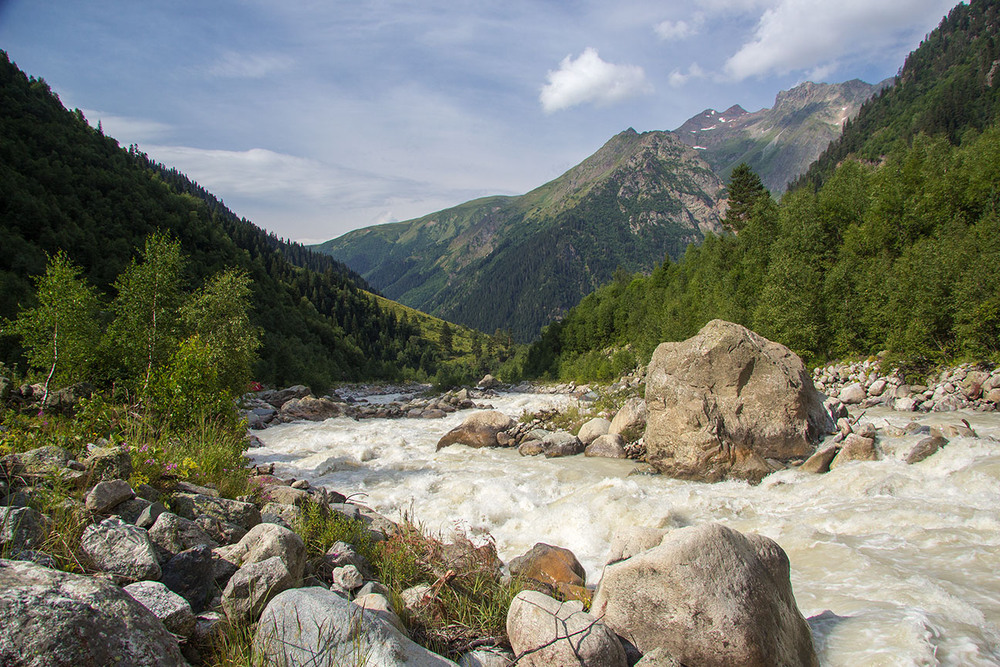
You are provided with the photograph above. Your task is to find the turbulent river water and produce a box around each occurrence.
[252,391,1000,666]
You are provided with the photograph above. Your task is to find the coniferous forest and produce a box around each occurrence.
[0,51,448,390]
[524,0,1000,381]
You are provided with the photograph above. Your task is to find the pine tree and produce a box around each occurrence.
[723,164,769,232]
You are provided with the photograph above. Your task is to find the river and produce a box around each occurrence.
[251,391,1000,666]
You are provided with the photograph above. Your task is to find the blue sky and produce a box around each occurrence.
[0,0,958,243]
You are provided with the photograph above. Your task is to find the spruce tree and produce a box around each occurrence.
[723,163,769,232]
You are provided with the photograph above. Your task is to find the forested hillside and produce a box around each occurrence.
[317,129,724,341]
[0,51,444,389]
[795,0,1000,190]
[526,0,1000,380]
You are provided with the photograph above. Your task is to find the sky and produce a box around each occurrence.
[0,0,959,244]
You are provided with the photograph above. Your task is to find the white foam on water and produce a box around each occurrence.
[253,393,1000,666]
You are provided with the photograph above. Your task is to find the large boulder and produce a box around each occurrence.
[609,397,647,438]
[644,320,833,483]
[279,396,352,422]
[0,559,187,666]
[591,523,818,667]
[171,493,261,531]
[436,410,514,450]
[508,543,587,602]
[254,586,457,666]
[221,555,296,624]
[214,522,307,584]
[0,507,48,553]
[577,418,611,446]
[506,591,626,667]
[123,580,196,639]
[80,517,161,581]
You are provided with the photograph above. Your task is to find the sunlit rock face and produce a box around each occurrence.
[644,320,834,483]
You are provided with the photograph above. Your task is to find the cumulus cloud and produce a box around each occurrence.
[723,0,955,81]
[655,19,696,41]
[205,51,294,79]
[540,48,650,113]
[668,63,706,87]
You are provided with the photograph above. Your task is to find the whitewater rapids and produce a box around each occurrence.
[251,391,1000,666]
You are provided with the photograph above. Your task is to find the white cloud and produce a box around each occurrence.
[540,48,651,113]
[205,51,294,79]
[669,63,706,87]
[80,109,172,143]
[723,0,955,81]
[655,19,696,41]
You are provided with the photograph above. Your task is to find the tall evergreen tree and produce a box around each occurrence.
[723,163,769,232]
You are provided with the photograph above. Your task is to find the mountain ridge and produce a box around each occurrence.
[315,129,725,340]
[674,79,889,193]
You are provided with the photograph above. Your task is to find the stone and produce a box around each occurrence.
[148,512,219,561]
[584,433,626,458]
[41,382,93,414]
[124,580,196,638]
[577,417,611,446]
[136,501,167,529]
[0,506,47,553]
[644,320,834,483]
[262,484,311,507]
[591,523,818,667]
[195,514,247,545]
[171,492,261,530]
[161,544,215,612]
[80,517,161,581]
[518,440,544,457]
[609,397,647,439]
[542,431,583,458]
[867,379,887,397]
[905,434,948,464]
[83,445,133,482]
[605,526,668,565]
[111,497,154,524]
[353,592,407,633]
[85,479,135,513]
[478,374,500,389]
[221,555,296,624]
[829,434,878,469]
[799,444,840,474]
[895,397,919,412]
[436,410,514,450]
[506,590,627,667]
[258,384,311,408]
[838,382,867,404]
[0,559,187,666]
[254,586,456,666]
[332,564,364,591]
[508,543,587,602]
[214,522,306,584]
[458,648,514,667]
[633,648,684,667]
[279,395,351,422]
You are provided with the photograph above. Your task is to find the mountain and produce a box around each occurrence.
[0,51,453,389]
[524,0,1000,381]
[315,129,724,341]
[794,0,1000,191]
[674,80,888,194]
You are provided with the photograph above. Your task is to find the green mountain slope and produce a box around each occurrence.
[0,51,448,389]
[794,0,1000,190]
[315,129,724,341]
[524,0,1000,380]
[674,80,887,193]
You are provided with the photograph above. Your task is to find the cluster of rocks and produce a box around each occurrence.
[813,359,1000,413]
[0,443,398,666]
[436,396,648,462]
[0,377,94,415]
[241,384,499,429]
[504,522,818,667]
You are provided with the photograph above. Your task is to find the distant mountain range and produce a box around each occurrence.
[315,129,725,341]
[316,79,884,339]
[674,79,890,194]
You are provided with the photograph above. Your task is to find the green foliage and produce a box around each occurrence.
[11,251,100,396]
[106,233,184,395]
[525,122,1000,379]
[723,163,770,232]
[179,269,261,395]
[149,335,233,431]
[0,51,441,389]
